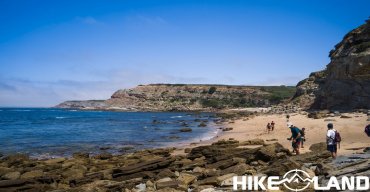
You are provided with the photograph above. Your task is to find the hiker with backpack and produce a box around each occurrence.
[287,122,302,155]
[300,128,306,148]
[266,123,271,133]
[326,123,341,159]
[271,121,275,131]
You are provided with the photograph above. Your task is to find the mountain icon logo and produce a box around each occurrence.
[281,169,313,191]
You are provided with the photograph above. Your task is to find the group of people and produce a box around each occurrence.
[266,115,369,160]
[287,122,339,159]
[266,121,275,133]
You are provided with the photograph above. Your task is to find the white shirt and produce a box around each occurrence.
[327,129,336,145]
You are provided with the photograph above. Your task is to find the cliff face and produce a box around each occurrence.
[56,84,296,111]
[294,19,370,110]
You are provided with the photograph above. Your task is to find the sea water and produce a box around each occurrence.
[0,108,219,158]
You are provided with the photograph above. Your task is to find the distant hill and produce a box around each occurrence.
[56,84,296,111]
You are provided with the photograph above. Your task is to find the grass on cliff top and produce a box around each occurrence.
[258,86,296,103]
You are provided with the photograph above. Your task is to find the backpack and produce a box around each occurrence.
[334,130,342,148]
[365,125,370,137]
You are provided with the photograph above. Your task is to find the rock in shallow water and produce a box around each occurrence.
[179,128,192,132]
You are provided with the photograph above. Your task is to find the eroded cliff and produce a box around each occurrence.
[293,19,370,110]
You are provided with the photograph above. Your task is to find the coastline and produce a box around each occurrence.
[0,110,369,191]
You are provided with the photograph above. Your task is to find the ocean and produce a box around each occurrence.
[0,108,219,158]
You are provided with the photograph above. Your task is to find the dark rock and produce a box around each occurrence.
[363,147,370,153]
[69,172,104,187]
[220,163,253,175]
[184,148,191,153]
[99,146,111,150]
[180,128,192,132]
[119,146,135,153]
[94,153,113,160]
[240,139,265,145]
[156,169,176,179]
[0,179,28,188]
[112,157,175,178]
[222,127,233,132]
[261,158,301,176]
[206,158,240,170]
[2,154,29,166]
[198,122,207,127]
[72,152,90,159]
[255,143,291,162]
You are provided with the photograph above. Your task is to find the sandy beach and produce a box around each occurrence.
[174,112,370,156]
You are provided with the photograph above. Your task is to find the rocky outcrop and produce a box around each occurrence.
[55,100,107,109]
[0,140,350,191]
[56,84,295,111]
[293,19,370,110]
[293,70,327,109]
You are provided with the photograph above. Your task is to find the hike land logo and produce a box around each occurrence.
[233,169,370,191]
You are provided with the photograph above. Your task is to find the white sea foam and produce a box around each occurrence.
[170,115,183,118]
[56,117,66,119]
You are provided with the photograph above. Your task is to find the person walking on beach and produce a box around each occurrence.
[300,128,306,148]
[266,123,271,133]
[271,121,275,131]
[287,122,301,155]
[326,123,337,159]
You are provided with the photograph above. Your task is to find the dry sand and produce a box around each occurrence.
[173,112,370,156]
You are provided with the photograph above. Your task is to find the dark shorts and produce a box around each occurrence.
[292,141,301,148]
[327,145,337,153]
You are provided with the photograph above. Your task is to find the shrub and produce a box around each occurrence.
[208,86,217,94]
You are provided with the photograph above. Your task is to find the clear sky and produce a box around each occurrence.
[0,0,369,107]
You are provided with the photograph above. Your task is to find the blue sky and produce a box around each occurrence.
[0,0,369,107]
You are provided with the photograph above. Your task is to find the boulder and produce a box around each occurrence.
[94,153,113,160]
[73,152,90,159]
[198,122,207,127]
[2,154,29,166]
[220,163,253,175]
[177,173,197,185]
[155,178,180,190]
[0,167,13,176]
[240,139,265,145]
[20,170,44,179]
[180,128,192,132]
[255,143,290,162]
[221,127,233,132]
[216,173,236,186]
[261,158,301,176]
[1,171,21,180]
[309,142,327,152]
[193,167,205,173]
[156,169,176,179]
[62,165,87,180]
